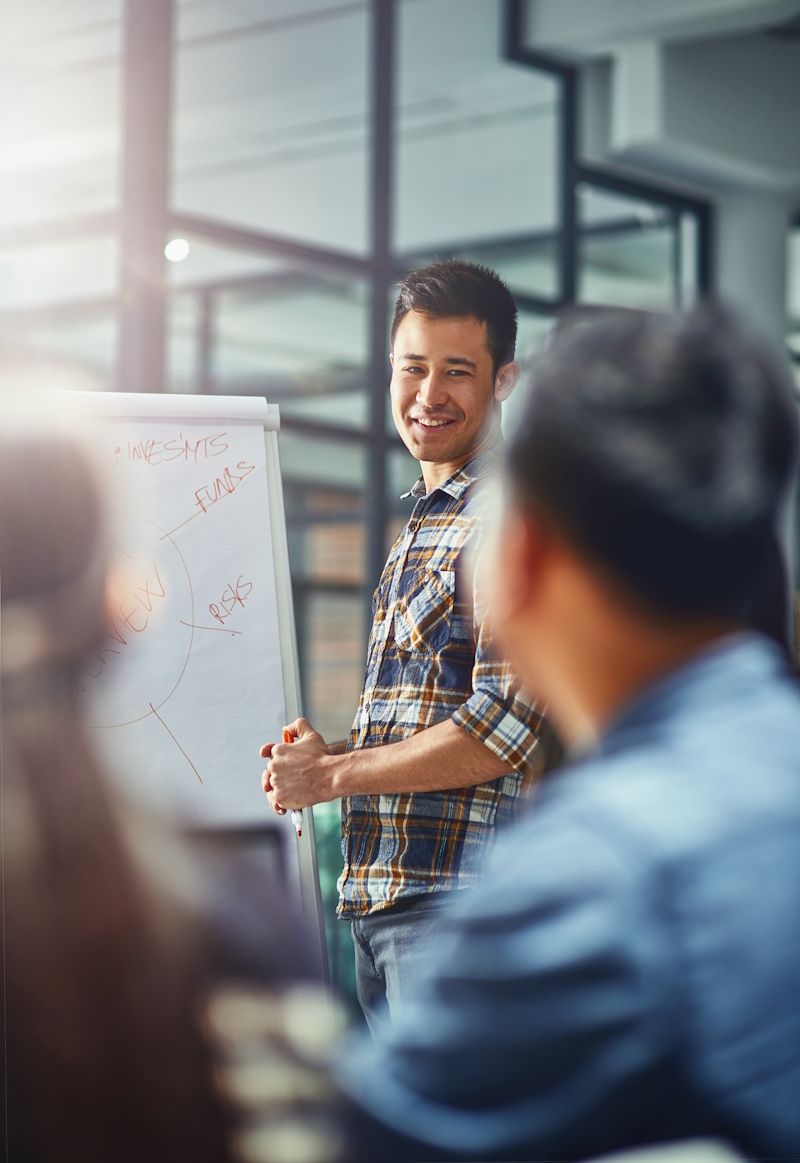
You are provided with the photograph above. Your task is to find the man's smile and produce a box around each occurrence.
[409,415,459,432]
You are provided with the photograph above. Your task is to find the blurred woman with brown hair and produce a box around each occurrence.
[0,401,238,1162]
[1,399,343,1163]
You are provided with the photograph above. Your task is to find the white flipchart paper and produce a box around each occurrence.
[79,405,285,826]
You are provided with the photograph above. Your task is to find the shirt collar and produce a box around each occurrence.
[400,441,503,502]
[596,632,790,758]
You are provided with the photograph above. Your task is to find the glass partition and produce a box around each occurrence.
[1,4,122,391]
[394,0,561,300]
[2,2,122,229]
[172,0,370,255]
[578,184,679,309]
[577,181,706,310]
[167,236,370,426]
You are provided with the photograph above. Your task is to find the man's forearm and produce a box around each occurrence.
[327,738,349,756]
[328,718,511,798]
[265,717,515,811]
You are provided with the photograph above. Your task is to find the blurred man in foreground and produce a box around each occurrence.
[342,306,800,1162]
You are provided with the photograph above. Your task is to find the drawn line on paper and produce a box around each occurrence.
[179,619,242,637]
[112,534,134,560]
[105,449,121,488]
[161,459,259,541]
[149,702,203,784]
[160,509,202,541]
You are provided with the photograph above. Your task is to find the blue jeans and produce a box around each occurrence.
[351,892,462,1038]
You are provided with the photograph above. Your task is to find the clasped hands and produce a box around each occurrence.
[260,717,337,817]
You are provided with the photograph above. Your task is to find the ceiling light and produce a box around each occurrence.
[164,237,190,263]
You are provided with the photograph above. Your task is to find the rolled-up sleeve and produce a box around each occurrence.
[451,606,546,773]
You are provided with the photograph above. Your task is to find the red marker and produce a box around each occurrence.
[283,729,303,837]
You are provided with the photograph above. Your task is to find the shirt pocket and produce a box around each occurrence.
[393,568,472,656]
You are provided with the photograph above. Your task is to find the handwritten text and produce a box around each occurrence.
[78,563,166,691]
[209,576,253,626]
[127,431,230,466]
[194,461,255,514]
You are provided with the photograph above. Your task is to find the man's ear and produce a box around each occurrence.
[494,361,521,403]
[491,504,544,622]
[389,351,395,367]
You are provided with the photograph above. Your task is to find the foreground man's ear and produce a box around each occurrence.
[490,506,543,625]
[494,361,521,403]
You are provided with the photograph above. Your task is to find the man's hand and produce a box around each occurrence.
[260,717,338,815]
[261,717,518,811]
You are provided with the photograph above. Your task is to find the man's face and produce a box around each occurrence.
[390,311,501,467]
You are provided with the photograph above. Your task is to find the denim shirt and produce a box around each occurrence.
[343,634,800,1162]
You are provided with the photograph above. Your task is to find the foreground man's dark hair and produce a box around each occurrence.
[508,304,799,620]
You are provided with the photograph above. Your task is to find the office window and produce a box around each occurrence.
[0,232,118,390]
[2,2,122,228]
[1,4,122,390]
[386,445,420,544]
[166,233,295,393]
[168,238,371,427]
[0,308,118,394]
[394,0,561,300]
[577,183,700,310]
[502,310,553,439]
[172,0,370,255]
[280,431,367,760]
[281,431,367,1007]
[305,591,366,743]
[216,275,370,429]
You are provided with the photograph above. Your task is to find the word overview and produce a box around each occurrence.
[79,563,166,690]
[126,432,230,465]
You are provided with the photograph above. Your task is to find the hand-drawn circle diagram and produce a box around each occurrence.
[78,513,195,729]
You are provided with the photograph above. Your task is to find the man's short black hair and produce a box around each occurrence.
[390,259,518,375]
[507,304,799,621]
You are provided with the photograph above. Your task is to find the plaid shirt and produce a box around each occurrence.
[338,445,546,918]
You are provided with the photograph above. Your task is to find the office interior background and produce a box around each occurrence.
[3,0,800,997]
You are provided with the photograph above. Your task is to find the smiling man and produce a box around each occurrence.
[261,260,546,1032]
